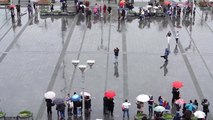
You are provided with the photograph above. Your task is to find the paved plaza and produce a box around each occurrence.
[1,1,213,120]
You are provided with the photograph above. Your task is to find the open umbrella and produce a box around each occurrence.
[44,91,56,99]
[194,110,206,118]
[71,94,81,102]
[136,94,150,102]
[80,92,91,97]
[8,4,16,9]
[154,106,165,112]
[53,98,64,105]
[172,81,183,88]
[164,1,171,5]
[175,99,185,105]
[185,103,196,112]
[105,90,116,98]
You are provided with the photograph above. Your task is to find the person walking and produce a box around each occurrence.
[122,99,131,119]
[160,48,170,62]
[175,31,179,43]
[166,31,172,44]
[66,94,73,116]
[114,47,119,64]
[201,99,210,120]
[56,103,66,120]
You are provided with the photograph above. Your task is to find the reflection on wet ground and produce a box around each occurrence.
[1,5,213,120]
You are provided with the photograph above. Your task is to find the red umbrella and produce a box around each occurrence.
[175,99,186,105]
[104,90,116,98]
[8,4,16,9]
[164,1,171,5]
[172,81,183,88]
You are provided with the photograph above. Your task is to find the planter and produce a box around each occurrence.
[163,113,174,120]
[134,113,147,120]
[18,110,32,118]
[0,112,5,118]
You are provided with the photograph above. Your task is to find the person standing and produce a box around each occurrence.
[107,6,112,15]
[108,98,114,116]
[16,4,21,17]
[148,95,154,117]
[201,99,210,120]
[172,87,180,104]
[103,4,107,14]
[27,1,33,16]
[103,96,108,114]
[166,31,172,44]
[114,47,119,64]
[122,99,131,119]
[45,99,54,115]
[175,31,179,43]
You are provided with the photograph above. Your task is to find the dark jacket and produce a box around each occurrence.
[45,99,54,107]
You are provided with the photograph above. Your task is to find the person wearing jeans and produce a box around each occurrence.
[122,99,131,119]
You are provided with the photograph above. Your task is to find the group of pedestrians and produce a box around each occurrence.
[45,92,91,120]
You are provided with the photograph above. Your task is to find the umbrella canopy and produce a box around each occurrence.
[185,103,196,112]
[44,91,56,99]
[147,5,152,8]
[136,94,150,102]
[154,106,165,112]
[105,90,116,98]
[8,4,16,9]
[172,81,183,88]
[175,99,185,105]
[53,98,64,105]
[71,94,81,102]
[80,92,91,97]
[194,110,206,118]
[164,1,171,5]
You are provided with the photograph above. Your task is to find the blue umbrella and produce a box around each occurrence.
[185,103,196,112]
[71,94,81,102]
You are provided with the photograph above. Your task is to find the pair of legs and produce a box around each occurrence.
[123,109,129,119]
[160,56,168,62]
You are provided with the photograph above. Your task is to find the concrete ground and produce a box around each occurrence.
[1,1,213,120]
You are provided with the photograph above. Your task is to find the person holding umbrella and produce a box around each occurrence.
[45,99,54,115]
[53,98,66,119]
[44,91,56,116]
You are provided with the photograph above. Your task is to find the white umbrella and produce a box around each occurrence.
[136,94,150,102]
[194,110,206,118]
[154,106,165,112]
[44,91,56,99]
[80,92,91,97]
[147,5,152,8]
[153,6,158,9]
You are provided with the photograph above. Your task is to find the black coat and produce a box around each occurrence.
[45,99,54,107]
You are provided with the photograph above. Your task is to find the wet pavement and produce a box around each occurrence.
[0,2,213,120]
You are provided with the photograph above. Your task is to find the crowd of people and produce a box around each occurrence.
[45,92,91,120]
